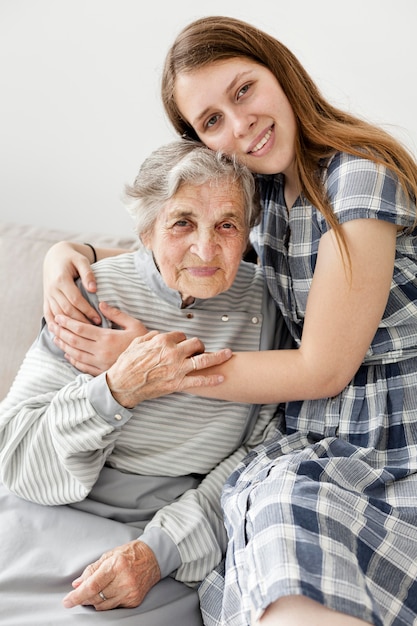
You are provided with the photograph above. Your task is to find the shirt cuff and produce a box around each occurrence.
[138,527,182,579]
[86,372,132,427]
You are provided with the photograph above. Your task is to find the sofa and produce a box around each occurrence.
[0,221,204,625]
[0,220,136,401]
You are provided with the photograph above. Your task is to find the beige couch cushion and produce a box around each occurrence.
[0,221,136,401]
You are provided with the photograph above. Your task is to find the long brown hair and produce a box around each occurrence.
[162,15,417,252]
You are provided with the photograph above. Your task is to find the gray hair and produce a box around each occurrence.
[124,139,260,239]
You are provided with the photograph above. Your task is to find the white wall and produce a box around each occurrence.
[1,0,416,236]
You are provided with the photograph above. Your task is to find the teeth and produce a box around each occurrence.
[251,129,272,153]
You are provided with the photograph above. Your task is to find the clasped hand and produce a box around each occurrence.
[106,330,231,408]
[49,302,232,390]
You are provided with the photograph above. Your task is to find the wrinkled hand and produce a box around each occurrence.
[62,540,160,611]
[43,241,101,325]
[49,302,148,375]
[106,330,232,408]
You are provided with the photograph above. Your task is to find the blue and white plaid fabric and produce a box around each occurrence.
[199,153,417,626]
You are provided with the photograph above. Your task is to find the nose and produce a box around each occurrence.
[231,111,256,139]
[190,231,219,262]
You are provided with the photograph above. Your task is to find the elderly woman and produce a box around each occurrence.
[0,139,287,625]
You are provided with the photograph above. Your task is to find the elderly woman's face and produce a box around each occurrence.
[142,179,249,303]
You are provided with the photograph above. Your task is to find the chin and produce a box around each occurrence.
[194,291,220,300]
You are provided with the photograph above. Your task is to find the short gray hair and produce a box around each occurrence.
[124,139,260,239]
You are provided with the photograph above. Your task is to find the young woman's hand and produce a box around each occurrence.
[43,241,101,325]
[43,241,128,325]
[49,302,149,376]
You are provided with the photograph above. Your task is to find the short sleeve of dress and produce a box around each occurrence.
[319,152,413,232]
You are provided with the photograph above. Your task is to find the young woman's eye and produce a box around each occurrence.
[237,84,250,99]
[206,114,220,129]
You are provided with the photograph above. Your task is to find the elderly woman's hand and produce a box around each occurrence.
[106,330,232,407]
[62,540,160,610]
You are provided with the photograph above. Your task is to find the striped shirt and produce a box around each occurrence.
[0,250,281,585]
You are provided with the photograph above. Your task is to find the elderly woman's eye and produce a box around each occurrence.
[219,222,237,232]
[174,220,190,227]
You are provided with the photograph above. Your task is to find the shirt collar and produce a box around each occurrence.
[133,248,198,309]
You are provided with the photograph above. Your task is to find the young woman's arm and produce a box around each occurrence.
[43,219,397,399]
[196,218,398,404]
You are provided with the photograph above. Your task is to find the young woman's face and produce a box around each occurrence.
[142,179,249,304]
[174,58,298,178]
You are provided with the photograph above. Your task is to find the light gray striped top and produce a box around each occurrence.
[0,250,283,585]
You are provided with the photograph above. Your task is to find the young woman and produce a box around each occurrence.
[43,16,417,626]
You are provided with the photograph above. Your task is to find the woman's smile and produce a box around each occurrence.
[175,58,298,179]
[247,125,274,155]
[185,266,220,277]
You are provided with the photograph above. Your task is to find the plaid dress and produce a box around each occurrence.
[199,152,417,626]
